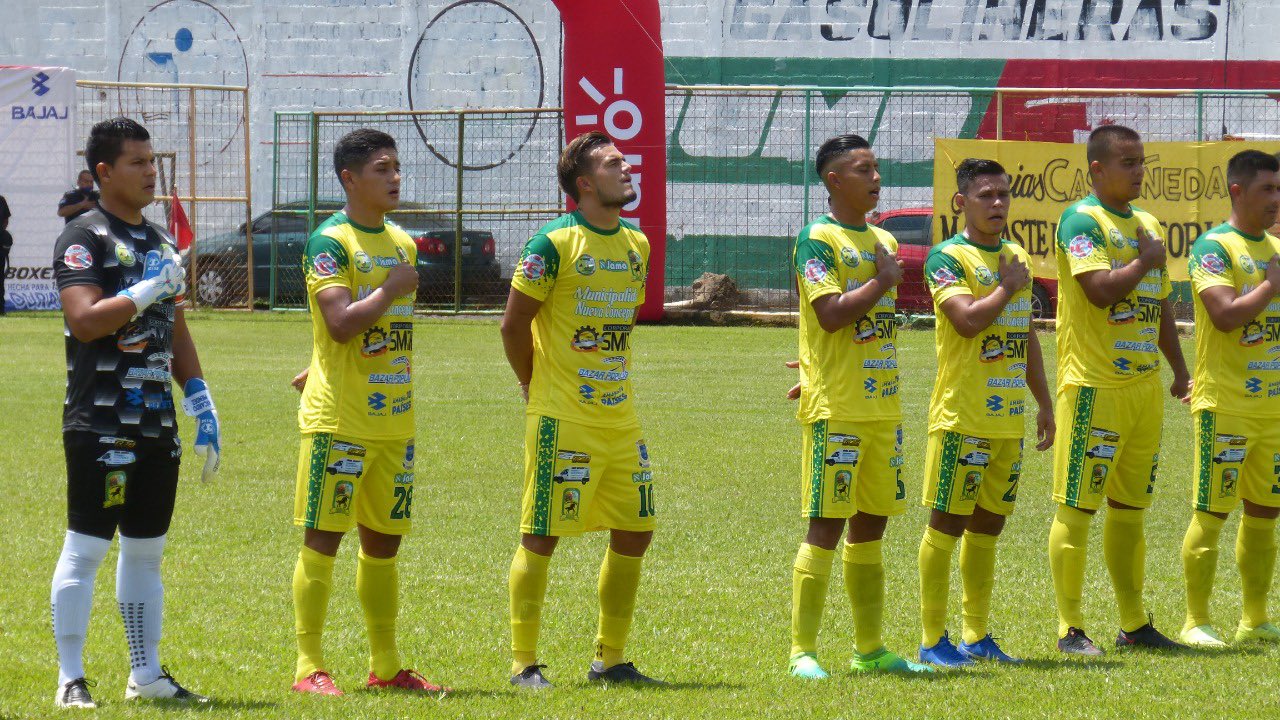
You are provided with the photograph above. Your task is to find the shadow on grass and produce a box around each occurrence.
[583,681,747,691]
[136,698,279,711]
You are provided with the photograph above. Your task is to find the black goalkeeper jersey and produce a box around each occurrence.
[53,206,180,438]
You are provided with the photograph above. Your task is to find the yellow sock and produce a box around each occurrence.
[1049,505,1092,637]
[790,543,835,656]
[509,545,551,676]
[960,530,999,645]
[357,551,400,681]
[918,528,958,647]
[293,546,335,682]
[843,540,885,656]
[1104,507,1148,633]
[595,548,645,669]
[1181,511,1225,632]
[1237,514,1278,629]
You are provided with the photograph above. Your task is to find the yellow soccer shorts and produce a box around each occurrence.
[294,433,415,536]
[922,430,1023,516]
[1052,376,1162,511]
[800,419,906,519]
[1192,410,1280,513]
[520,415,656,537]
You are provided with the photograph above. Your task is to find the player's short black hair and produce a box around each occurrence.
[1086,124,1142,165]
[1226,149,1280,191]
[956,158,1009,195]
[77,169,94,181]
[333,129,398,184]
[814,134,871,179]
[85,117,150,181]
[558,131,614,203]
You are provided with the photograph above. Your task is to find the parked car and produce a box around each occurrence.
[192,201,502,306]
[869,207,1058,319]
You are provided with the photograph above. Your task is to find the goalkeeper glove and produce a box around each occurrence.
[181,377,221,483]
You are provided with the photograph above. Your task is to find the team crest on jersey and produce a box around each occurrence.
[1068,235,1095,259]
[353,250,373,273]
[929,266,959,289]
[576,254,596,276]
[1199,252,1227,275]
[974,266,996,286]
[1220,468,1239,497]
[840,246,860,267]
[114,243,136,267]
[1089,464,1108,493]
[627,249,644,281]
[804,258,828,283]
[331,480,354,515]
[63,244,93,270]
[961,471,980,501]
[1109,228,1125,250]
[103,471,126,508]
[313,252,339,278]
[833,470,852,502]
[1239,254,1257,274]
[521,253,546,280]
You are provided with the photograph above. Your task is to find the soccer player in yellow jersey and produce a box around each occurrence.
[290,129,447,695]
[916,159,1054,666]
[1048,125,1192,655]
[1180,150,1280,647]
[502,131,661,688]
[787,134,932,679]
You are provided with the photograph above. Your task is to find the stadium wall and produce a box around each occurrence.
[2,0,1278,239]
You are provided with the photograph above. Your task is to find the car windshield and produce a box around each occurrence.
[880,214,932,246]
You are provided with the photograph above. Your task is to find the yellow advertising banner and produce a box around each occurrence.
[932,139,1280,281]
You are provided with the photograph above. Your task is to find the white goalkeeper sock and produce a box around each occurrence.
[117,534,166,686]
[51,530,111,685]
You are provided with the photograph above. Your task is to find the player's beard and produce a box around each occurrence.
[600,185,637,209]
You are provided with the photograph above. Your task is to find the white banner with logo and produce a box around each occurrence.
[1,65,76,311]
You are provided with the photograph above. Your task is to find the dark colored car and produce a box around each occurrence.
[192,201,501,307]
[869,207,1058,319]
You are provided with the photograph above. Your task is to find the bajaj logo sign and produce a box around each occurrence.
[31,72,50,96]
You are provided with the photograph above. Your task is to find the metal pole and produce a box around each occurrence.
[270,112,282,309]
[996,90,1003,140]
[187,87,199,308]
[243,87,255,309]
[306,113,321,309]
[454,113,465,313]
[1195,91,1205,141]
[802,89,811,220]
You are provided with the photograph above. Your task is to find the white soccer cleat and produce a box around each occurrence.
[1179,624,1227,648]
[124,667,209,703]
[55,678,97,709]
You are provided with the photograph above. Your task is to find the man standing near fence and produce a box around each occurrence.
[58,170,101,224]
[916,159,1054,667]
[290,128,447,696]
[50,117,219,708]
[502,130,662,688]
[1047,124,1191,655]
[787,134,931,679]
[1180,149,1280,648]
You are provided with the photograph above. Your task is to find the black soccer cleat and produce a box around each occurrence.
[511,664,553,689]
[587,661,666,685]
[125,666,209,703]
[55,677,97,709]
[1117,622,1188,651]
[1057,627,1105,657]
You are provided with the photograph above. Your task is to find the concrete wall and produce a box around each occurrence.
[1,1,1276,235]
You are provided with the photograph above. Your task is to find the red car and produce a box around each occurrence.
[869,207,1058,319]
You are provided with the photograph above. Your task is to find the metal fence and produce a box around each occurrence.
[664,85,1280,317]
[76,80,253,309]
[270,109,563,311]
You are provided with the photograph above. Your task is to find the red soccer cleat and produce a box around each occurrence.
[366,669,450,694]
[292,670,344,696]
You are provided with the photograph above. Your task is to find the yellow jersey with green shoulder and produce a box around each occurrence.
[925,234,1034,438]
[299,211,417,439]
[793,214,900,424]
[1189,223,1280,417]
[1055,195,1171,389]
[511,211,649,429]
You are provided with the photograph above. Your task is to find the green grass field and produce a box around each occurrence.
[0,313,1275,719]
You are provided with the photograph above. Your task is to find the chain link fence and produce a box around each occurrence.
[665,85,1280,318]
[270,109,563,311]
[76,80,253,309]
